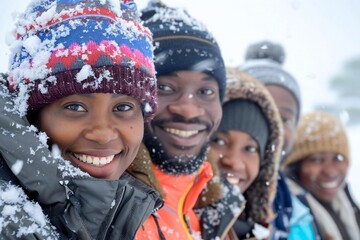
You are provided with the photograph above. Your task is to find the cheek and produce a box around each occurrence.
[299,163,318,186]
[284,126,296,152]
[209,145,222,163]
[339,163,349,176]
[40,113,78,148]
[122,117,144,150]
[208,103,222,129]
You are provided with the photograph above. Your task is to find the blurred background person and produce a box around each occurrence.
[240,41,318,239]
[284,111,360,240]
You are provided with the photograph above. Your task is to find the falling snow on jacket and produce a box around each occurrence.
[286,178,360,240]
[128,143,246,240]
[0,85,163,240]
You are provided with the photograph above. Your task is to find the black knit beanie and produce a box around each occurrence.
[217,99,269,159]
[141,1,226,101]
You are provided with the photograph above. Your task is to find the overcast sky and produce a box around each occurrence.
[1,0,359,201]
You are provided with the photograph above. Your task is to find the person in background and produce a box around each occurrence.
[127,2,245,239]
[240,41,318,239]
[284,111,360,240]
[210,67,283,239]
[0,0,162,239]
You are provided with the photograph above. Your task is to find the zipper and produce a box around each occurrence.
[59,180,74,199]
[184,214,194,237]
[99,186,126,240]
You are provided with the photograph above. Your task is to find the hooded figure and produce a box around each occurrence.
[0,0,162,239]
[239,40,319,240]
[284,111,360,240]
[210,67,283,239]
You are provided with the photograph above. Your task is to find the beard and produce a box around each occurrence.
[144,134,210,174]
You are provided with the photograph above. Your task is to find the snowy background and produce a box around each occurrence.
[0,0,359,202]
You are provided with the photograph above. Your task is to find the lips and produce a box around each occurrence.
[73,153,115,167]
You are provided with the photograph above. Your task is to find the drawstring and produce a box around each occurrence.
[152,214,166,240]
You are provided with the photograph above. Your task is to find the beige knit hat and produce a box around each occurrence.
[285,111,349,166]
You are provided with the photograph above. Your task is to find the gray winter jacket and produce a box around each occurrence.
[0,85,163,239]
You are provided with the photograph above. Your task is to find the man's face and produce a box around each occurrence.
[40,93,144,180]
[145,70,222,162]
[266,85,298,158]
[299,152,348,202]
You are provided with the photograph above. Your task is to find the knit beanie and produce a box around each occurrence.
[285,111,349,167]
[218,99,269,160]
[7,0,157,121]
[239,40,301,121]
[140,1,226,101]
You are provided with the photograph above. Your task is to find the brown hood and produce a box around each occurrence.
[223,67,284,224]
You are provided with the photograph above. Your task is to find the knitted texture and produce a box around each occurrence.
[218,99,269,160]
[8,0,157,121]
[223,67,284,225]
[285,111,349,166]
[141,1,226,101]
[240,41,301,120]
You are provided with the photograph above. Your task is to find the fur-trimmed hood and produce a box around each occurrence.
[223,67,284,225]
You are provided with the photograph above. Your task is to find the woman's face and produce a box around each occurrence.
[299,151,349,202]
[40,93,144,180]
[210,130,260,193]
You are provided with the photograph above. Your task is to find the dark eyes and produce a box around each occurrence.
[199,88,215,96]
[158,83,172,92]
[65,104,86,112]
[281,115,296,127]
[335,154,345,162]
[113,103,133,112]
[158,83,216,96]
[309,154,345,164]
[211,137,226,146]
[211,137,258,153]
[246,146,258,153]
[64,103,133,112]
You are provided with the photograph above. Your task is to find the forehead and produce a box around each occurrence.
[266,84,298,115]
[158,70,217,83]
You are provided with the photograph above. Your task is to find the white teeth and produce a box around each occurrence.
[164,128,199,138]
[320,181,339,189]
[226,176,240,185]
[73,153,115,167]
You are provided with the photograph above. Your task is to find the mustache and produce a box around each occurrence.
[151,116,212,132]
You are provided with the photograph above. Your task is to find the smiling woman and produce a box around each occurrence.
[0,0,162,239]
[284,111,360,240]
[38,93,144,180]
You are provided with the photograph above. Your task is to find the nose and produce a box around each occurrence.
[220,149,246,171]
[83,118,118,145]
[167,93,205,119]
[322,162,338,178]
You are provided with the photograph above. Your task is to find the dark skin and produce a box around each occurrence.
[299,152,348,202]
[39,93,144,180]
[210,130,260,194]
[145,70,222,159]
[266,85,298,160]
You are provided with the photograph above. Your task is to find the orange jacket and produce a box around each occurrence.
[135,162,213,240]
